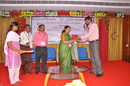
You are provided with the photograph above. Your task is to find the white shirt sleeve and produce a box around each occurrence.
[20,32,28,45]
[30,34,33,48]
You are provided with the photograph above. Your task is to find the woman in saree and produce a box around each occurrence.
[59,25,76,74]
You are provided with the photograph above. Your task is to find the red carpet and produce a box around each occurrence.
[0,61,130,86]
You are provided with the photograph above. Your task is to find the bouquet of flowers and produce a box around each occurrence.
[64,79,86,86]
[71,34,78,39]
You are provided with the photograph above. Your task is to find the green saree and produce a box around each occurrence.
[59,33,72,74]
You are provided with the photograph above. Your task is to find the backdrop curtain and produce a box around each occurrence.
[99,18,109,62]
[108,18,123,61]
[0,17,15,63]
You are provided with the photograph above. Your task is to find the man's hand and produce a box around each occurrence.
[26,42,30,46]
[77,36,81,40]
[76,40,82,43]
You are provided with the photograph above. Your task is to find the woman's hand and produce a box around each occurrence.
[18,50,24,54]
[62,39,76,44]
[71,39,76,43]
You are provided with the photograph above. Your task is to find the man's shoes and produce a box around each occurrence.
[22,72,26,75]
[96,73,103,78]
[89,71,97,74]
[38,70,40,72]
[42,72,47,74]
[28,71,33,74]
[35,72,38,75]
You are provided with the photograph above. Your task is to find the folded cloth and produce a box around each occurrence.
[71,34,78,39]
[71,43,79,62]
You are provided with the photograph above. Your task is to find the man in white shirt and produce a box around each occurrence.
[20,24,33,75]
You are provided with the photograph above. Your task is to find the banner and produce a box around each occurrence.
[31,16,95,44]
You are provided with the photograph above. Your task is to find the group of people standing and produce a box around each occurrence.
[4,16,103,85]
[4,23,48,85]
[20,24,48,75]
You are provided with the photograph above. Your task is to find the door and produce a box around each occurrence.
[122,15,130,62]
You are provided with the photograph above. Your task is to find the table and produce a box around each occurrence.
[41,66,88,86]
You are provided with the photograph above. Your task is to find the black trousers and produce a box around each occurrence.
[35,46,47,73]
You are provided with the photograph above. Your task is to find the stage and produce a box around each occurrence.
[0,61,130,86]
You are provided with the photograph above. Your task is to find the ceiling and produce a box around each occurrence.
[0,0,130,15]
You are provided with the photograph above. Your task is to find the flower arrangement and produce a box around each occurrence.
[10,11,21,16]
[58,11,70,16]
[45,11,58,16]
[69,11,82,17]
[71,34,78,39]
[94,12,106,18]
[104,17,109,33]
[64,79,86,86]
[111,32,118,40]
[0,10,125,17]
[83,12,94,17]
[15,16,23,29]
[33,12,45,16]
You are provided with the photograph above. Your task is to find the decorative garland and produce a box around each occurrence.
[104,17,109,33]
[0,10,124,17]
[15,16,23,29]
[111,32,118,40]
